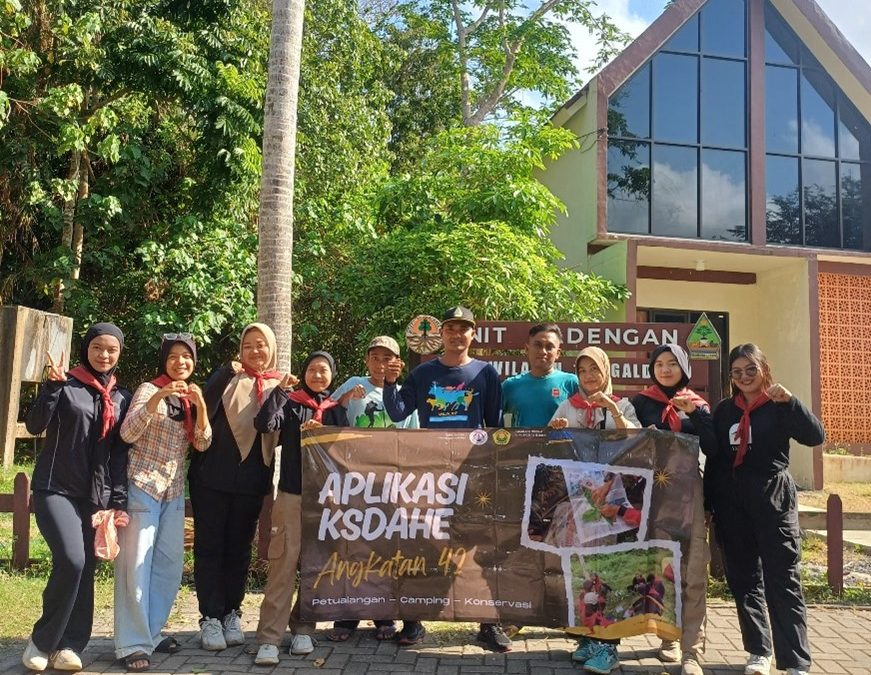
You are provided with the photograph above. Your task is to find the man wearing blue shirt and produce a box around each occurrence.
[502,323,579,428]
[383,306,510,652]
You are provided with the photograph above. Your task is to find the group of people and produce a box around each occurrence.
[20,306,823,675]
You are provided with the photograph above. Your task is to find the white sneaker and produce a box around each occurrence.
[255,643,280,666]
[200,617,227,651]
[289,634,315,655]
[22,638,49,671]
[681,655,704,675]
[659,639,682,663]
[48,649,83,671]
[744,653,772,675]
[222,609,245,646]
[786,670,809,675]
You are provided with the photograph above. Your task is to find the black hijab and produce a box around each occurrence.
[80,322,124,386]
[158,335,198,422]
[298,350,336,400]
[649,344,691,398]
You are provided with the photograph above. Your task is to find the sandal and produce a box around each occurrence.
[154,636,181,654]
[327,627,355,642]
[123,652,151,672]
[374,625,396,641]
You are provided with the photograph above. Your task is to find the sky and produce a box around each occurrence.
[571,0,871,79]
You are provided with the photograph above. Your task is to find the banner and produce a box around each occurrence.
[300,427,700,640]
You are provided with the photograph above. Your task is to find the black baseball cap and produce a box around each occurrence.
[442,306,475,327]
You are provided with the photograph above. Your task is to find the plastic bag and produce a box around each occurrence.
[92,509,130,560]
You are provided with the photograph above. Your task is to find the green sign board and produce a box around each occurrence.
[686,312,721,361]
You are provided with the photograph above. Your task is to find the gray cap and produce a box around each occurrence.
[367,335,401,356]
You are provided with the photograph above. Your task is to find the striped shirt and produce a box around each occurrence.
[120,382,211,501]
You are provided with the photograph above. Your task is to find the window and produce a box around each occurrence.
[764,1,871,250]
[607,0,747,241]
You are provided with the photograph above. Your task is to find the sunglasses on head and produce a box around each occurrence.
[163,332,193,341]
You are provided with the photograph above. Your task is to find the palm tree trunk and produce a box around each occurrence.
[256,0,306,372]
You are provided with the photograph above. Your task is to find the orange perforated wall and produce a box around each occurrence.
[818,272,871,446]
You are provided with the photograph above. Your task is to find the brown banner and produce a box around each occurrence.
[300,427,700,639]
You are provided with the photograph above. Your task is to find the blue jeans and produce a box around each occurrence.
[114,484,185,658]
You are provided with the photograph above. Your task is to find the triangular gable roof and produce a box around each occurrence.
[554,0,871,117]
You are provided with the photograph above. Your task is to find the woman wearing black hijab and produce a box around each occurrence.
[23,323,132,672]
[630,345,714,675]
[114,334,212,671]
[253,351,348,666]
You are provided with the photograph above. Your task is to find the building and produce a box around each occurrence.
[541,0,871,488]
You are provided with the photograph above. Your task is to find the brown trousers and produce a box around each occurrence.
[679,478,709,656]
[256,491,315,645]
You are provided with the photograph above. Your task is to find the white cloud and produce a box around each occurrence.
[567,0,651,78]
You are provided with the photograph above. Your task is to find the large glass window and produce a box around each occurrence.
[652,145,698,238]
[702,150,747,241]
[607,0,747,240]
[653,54,698,143]
[607,141,650,234]
[764,1,871,250]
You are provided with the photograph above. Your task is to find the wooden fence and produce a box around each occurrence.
[0,472,272,570]
[2,473,868,593]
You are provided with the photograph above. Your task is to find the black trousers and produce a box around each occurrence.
[190,479,264,620]
[711,469,811,671]
[31,491,97,654]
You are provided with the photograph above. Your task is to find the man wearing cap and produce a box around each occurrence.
[325,336,418,643]
[383,306,511,652]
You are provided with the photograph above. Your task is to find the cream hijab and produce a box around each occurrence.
[575,346,614,396]
[221,322,280,465]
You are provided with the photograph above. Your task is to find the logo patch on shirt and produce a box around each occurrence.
[551,387,561,398]
[469,429,488,445]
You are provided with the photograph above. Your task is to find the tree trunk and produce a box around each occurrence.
[256,0,306,371]
[53,150,81,313]
[70,150,90,282]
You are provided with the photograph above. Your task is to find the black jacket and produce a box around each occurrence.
[188,365,273,496]
[702,395,824,478]
[27,378,132,509]
[630,393,716,446]
[254,386,348,495]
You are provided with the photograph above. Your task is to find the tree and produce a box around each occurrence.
[335,120,629,353]
[256,0,306,371]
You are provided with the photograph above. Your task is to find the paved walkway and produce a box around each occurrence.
[2,598,869,674]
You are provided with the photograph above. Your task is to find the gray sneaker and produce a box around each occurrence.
[200,617,227,651]
[222,609,245,646]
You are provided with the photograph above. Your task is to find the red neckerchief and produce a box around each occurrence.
[568,392,620,428]
[637,386,709,432]
[732,392,771,468]
[68,366,117,440]
[150,374,195,444]
[241,365,282,404]
[288,389,340,423]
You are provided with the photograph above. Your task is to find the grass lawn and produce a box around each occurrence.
[0,570,114,649]
[798,481,871,512]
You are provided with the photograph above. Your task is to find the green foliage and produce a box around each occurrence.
[336,121,628,355]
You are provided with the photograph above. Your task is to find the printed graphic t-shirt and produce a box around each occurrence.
[501,370,579,428]
[383,358,502,429]
[331,376,419,429]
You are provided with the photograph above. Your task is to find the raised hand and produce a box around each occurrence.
[766,383,792,403]
[279,373,299,391]
[44,350,66,382]
[589,390,619,414]
[548,417,568,429]
[671,395,697,414]
[348,383,366,400]
[383,358,404,384]
[186,383,206,408]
